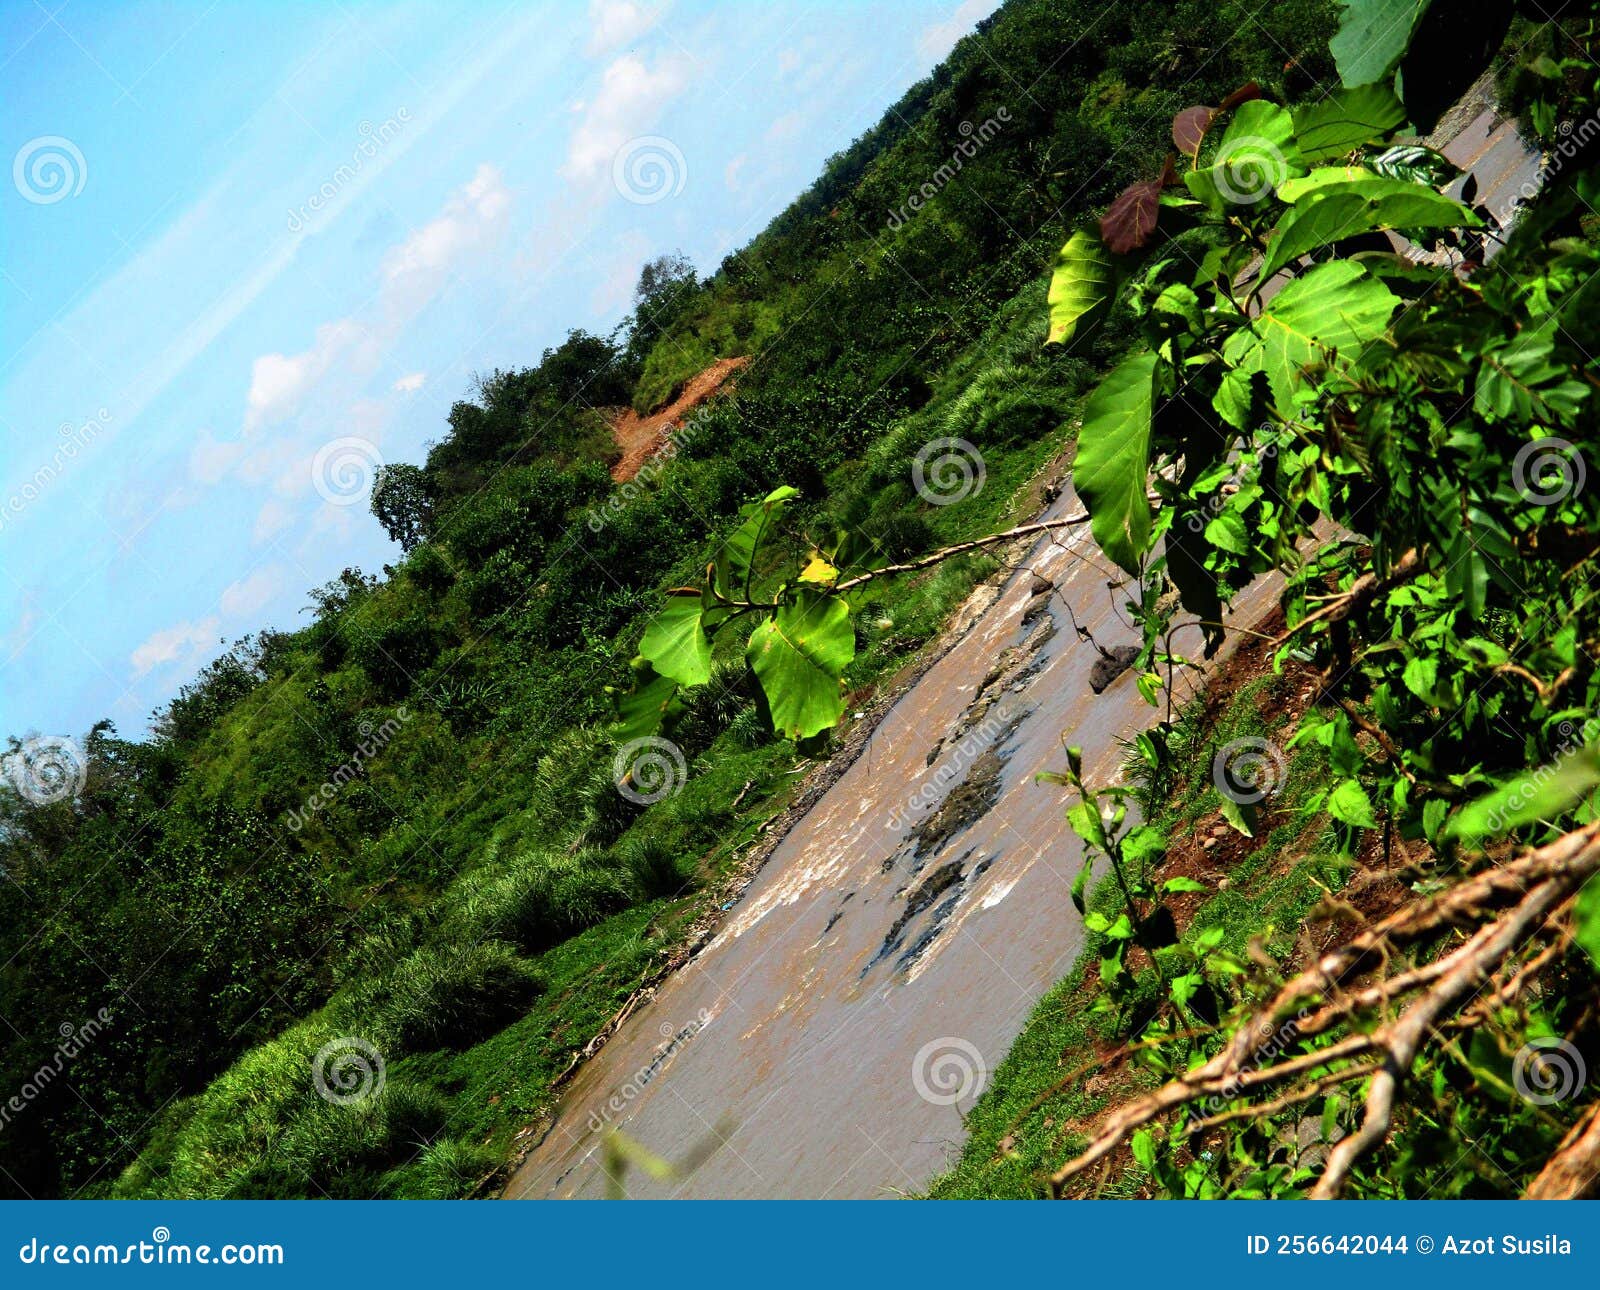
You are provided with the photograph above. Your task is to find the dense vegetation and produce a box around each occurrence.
[925,0,1600,1199]
[0,0,1338,1198]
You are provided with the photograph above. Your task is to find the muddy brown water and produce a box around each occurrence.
[503,98,1542,1202]
[504,485,1279,1199]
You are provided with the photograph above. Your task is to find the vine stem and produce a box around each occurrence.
[828,507,1105,594]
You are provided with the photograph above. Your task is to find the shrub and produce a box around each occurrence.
[347,941,546,1052]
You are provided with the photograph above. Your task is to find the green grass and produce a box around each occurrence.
[929,669,1348,1199]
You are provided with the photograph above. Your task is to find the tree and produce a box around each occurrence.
[370,463,433,552]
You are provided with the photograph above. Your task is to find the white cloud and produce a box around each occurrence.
[243,319,365,433]
[392,371,426,394]
[381,163,510,300]
[131,617,221,678]
[587,0,670,55]
[917,0,996,62]
[252,497,295,544]
[724,153,749,191]
[765,111,804,144]
[188,428,245,486]
[219,566,285,619]
[563,52,691,190]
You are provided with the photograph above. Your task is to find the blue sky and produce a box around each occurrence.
[0,0,997,743]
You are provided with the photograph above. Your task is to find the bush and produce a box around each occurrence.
[347,941,546,1052]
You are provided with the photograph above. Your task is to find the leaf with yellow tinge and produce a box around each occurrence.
[1046,229,1118,346]
[798,553,840,585]
[1223,261,1398,415]
[747,592,855,739]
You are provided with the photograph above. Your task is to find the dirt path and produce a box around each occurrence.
[608,356,749,482]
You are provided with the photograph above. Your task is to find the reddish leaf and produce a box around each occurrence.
[1172,106,1215,157]
[1218,81,1262,113]
[1099,180,1162,254]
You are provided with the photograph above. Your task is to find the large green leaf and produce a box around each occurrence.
[1575,876,1600,975]
[1292,82,1406,161]
[714,485,799,603]
[1184,101,1302,209]
[1223,261,1399,414]
[746,591,856,739]
[1073,350,1158,575]
[638,588,713,686]
[1329,0,1430,87]
[612,660,683,740]
[1448,744,1600,844]
[1259,183,1476,280]
[1046,229,1117,346]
